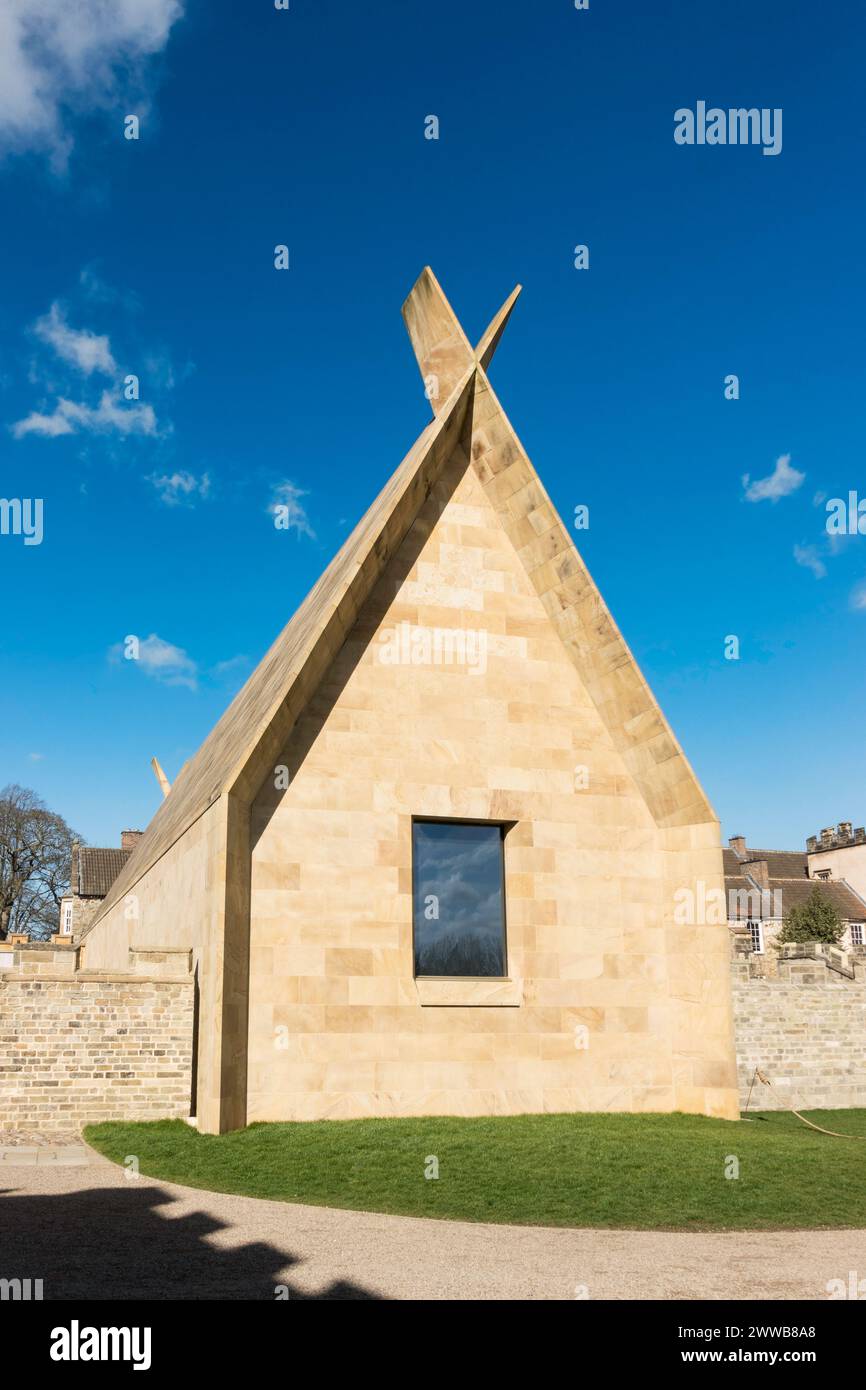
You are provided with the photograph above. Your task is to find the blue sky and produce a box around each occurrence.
[1,0,864,850]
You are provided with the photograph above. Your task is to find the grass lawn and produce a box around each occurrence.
[84,1109,866,1232]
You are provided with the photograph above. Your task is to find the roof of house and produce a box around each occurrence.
[724,845,866,921]
[744,849,809,879]
[771,879,866,920]
[86,267,719,934]
[726,845,809,878]
[74,846,132,898]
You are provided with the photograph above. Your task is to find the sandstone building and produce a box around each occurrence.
[79,270,739,1133]
[807,821,866,902]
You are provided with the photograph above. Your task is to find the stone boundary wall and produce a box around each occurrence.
[732,938,866,1111]
[3,933,866,1129]
[0,945,193,1132]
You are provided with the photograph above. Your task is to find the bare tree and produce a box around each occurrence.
[0,785,82,941]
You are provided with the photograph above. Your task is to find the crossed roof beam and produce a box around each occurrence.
[401,266,521,415]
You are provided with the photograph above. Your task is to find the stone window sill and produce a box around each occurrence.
[414,977,523,1007]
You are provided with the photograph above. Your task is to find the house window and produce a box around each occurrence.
[747,920,764,954]
[852,923,865,947]
[61,904,73,935]
[412,820,507,977]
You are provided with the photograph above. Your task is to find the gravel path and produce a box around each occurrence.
[0,1128,82,1146]
[2,1139,864,1300]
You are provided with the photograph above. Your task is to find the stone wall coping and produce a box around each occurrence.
[1,940,73,951]
[129,946,192,955]
[0,971,192,985]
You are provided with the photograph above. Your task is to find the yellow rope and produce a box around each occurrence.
[747,1067,865,1139]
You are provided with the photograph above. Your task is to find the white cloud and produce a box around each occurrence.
[110,632,197,690]
[12,391,157,439]
[793,544,826,580]
[147,470,211,506]
[267,480,315,538]
[12,405,74,438]
[742,453,805,504]
[12,282,174,442]
[34,302,116,376]
[0,0,184,168]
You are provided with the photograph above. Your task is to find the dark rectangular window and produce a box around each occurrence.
[412,820,507,977]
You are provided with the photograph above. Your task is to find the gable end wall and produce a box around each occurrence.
[246,443,738,1123]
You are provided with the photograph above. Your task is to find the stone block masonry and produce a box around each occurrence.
[0,950,193,1132]
[2,932,865,1131]
[732,943,866,1111]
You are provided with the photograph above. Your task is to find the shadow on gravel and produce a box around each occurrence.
[0,1184,384,1300]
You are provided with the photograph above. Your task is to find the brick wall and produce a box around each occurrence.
[0,949,194,1131]
[732,944,866,1111]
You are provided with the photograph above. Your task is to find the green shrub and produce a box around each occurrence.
[776,885,844,946]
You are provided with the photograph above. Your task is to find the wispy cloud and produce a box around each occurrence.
[267,480,315,538]
[11,282,172,441]
[108,634,252,692]
[147,470,211,506]
[827,528,853,557]
[793,543,826,580]
[12,391,157,439]
[109,633,198,690]
[742,453,805,504]
[0,0,184,170]
[78,266,142,312]
[33,302,116,376]
[851,581,866,613]
[209,654,251,688]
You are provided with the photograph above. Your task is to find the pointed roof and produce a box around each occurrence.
[73,845,133,897]
[89,268,715,932]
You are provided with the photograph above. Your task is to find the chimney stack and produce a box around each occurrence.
[820,827,834,849]
[121,830,143,851]
[748,858,770,890]
[729,835,747,859]
[838,821,853,843]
